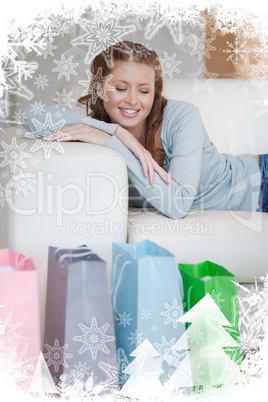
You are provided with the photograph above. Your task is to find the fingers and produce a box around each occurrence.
[42,130,72,142]
[152,161,172,184]
[42,125,73,141]
[139,150,172,186]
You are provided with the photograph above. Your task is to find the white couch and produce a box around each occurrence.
[1,78,268,341]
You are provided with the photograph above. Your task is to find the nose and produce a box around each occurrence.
[125,88,138,105]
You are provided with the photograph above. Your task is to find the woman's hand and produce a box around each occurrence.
[42,123,110,145]
[114,126,172,186]
[43,123,172,186]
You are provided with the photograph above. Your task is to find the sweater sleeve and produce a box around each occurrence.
[22,104,119,137]
[103,103,204,219]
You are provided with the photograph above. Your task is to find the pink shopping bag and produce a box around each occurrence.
[0,249,43,368]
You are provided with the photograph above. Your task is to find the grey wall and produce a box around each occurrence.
[5,8,205,125]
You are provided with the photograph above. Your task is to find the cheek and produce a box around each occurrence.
[144,95,155,112]
[106,91,123,106]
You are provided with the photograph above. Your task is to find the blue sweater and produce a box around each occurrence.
[23,100,261,219]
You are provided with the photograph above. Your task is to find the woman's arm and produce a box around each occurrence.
[22,104,119,137]
[45,102,203,219]
[23,105,171,185]
[22,103,171,185]
[43,123,171,186]
[102,103,205,219]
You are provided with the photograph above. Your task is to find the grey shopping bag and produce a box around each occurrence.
[44,245,118,395]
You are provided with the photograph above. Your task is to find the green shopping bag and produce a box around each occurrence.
[178,260,242,365]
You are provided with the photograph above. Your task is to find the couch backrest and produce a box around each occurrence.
[163,78,268,155]
[60,77,268,156]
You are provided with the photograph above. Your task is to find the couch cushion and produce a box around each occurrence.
[127,208,268,283]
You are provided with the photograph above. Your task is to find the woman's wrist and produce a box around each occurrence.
[114,125,128,141]
[87,125,111,145]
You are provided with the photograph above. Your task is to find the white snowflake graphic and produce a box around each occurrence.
[30,101,46,116]
[12,110,27,125]
[73,317,115,360]
[78,67,114,105]
[160,299,185,328]
[0,310,31,352]
[0,137,31,172]
[187,325,204,345]
[44,339,73,373]
[187,63,219,94]
[143,4,184,45]
[27,158,39,169]
[0,183,6,207]
[7,24,47,61]
[191,361,205,384]
[209,290,225,310]
[118,311,132,328]
[248,61,268,89]
[54,110,63,120]
[98,357,120,391]
[15,128,25,137]
[30,112,66,139]
[211,7,244,36]
[38,41,57,60]
[0,92,9,120]
[117,347,130,386]
[151,324,158,333]
[0,321,7,335]
[30,137,65,160]
[8,171,36,196]
[223,37,249,64]
[0,170,9,181]
[159,52,182,78]
[52,54,79,81]
[252,43,268,63]
[141,308,153,320]
[53,89,75,111]
[73,361,91,380]
[34,74,49,90]
[128,330,145,347]
[171,387,183,398]
[188,32,216,61]
[5,62,38,100]
[1,347,35,391]
[153,336,177,365]
[71,16,136,65]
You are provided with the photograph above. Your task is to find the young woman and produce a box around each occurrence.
[33,41,267,219]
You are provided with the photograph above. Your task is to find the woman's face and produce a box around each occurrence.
[101,61,155,137]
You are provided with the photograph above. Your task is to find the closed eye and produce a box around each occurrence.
[116,88,126,91]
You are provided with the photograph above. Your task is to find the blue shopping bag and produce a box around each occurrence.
[111,240,189,389]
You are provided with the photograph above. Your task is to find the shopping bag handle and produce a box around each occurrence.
[15,253,45,272]
[57,251,95,266]
[112,255,131,319]
[187,285,194,309]
[54,245,90,256]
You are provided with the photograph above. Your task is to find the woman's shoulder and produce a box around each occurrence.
[160,99,204,145]
[162,99,201,128]
[164,99,200,115]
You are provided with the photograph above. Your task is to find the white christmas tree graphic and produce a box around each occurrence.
[166,294,243,394]
[120,339,164,399]
[28,352,58,396]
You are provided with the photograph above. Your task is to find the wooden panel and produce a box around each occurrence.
[205,8,265,79]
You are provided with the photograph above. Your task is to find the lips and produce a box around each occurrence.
[118,107,140,117]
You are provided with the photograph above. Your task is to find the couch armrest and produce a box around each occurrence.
[0,127,128,340]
